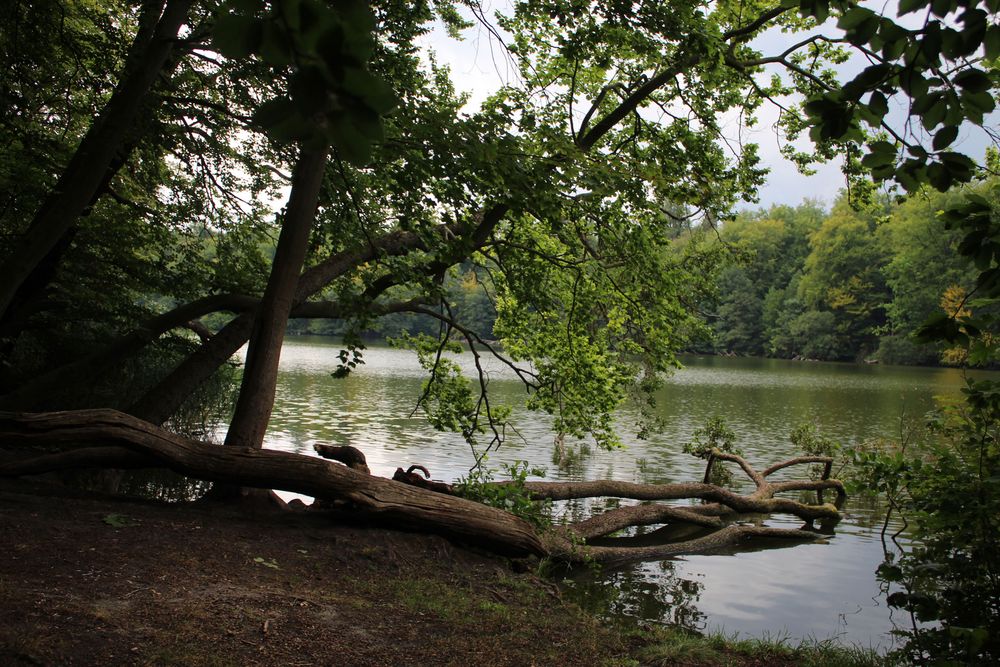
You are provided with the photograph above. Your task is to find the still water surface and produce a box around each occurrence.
[255,336,983,650]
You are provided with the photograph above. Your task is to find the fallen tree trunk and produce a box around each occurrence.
[0,409,544,557]
[527,449,844,565]
[0,409,845,565]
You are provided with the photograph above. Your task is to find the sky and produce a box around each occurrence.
[417,1,996,211]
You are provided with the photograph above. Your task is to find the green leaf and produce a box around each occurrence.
[986,25,1000,60]
[862,142,897,168]
[961,90,996,114]
[882,36,906,60]
[876,563,904,582]
[213,14,263,59]
[941,27,964,59]
[930,0,951,18]
[927,161,952,191]
[846,15,880,46]
[259,21,294,66]
[932,125,959,150]
[360,79,397,115]
[953,69,993,94]
[254,97,314,143]
[915,312,963,344]
[939,151,976,171]
[896,165,922,192]
[327,115,374,165]
[803,98,834,117]
[350,110,385,142]
[838,7,874,30]
[919,98,947,131]
[868,91,889,118]
[289,66,331,114]
[898,70,929,98]
[254,97,297,130]
[911,91,942,115]
[253,556,280,570]
[898,0,928,15]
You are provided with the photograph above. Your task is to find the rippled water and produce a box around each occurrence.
[245,336,985,650]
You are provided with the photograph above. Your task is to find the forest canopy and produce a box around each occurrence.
[2,2,998,662]
[0,0,996,454]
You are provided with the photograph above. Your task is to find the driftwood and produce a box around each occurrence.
[0,409,847,565]
[525,449,845,566]
[392,465,454,495]
[314,443,370,474]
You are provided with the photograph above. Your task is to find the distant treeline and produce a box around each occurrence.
[704,186,991,365]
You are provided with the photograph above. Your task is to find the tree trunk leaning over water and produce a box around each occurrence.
[0,409,845,564]
[224,143,329,451]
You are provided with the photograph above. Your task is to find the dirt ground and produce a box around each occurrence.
[1,478,637,667]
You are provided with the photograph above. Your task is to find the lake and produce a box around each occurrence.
[252,336,982,650]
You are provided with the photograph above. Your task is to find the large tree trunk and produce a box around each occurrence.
[0,0,194,325]
[0,409,844,565]
[224,144,329,450]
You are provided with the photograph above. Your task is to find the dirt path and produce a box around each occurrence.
[0,480,630,666]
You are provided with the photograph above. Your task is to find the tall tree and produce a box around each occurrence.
[1,0,995,478]
[797,197,890,357]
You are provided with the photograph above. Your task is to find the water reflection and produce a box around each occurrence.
[254,337,985,649]
[561,561,707,631]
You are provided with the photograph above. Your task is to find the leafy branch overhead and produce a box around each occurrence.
[214,0,397,161]
[791,0,998,192]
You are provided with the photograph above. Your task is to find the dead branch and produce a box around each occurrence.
[571,504,724,541]
[549,524,824,567]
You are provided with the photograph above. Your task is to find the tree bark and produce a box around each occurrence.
[518,479,843,523]
[225,144,329,450]
[0,0,194,324]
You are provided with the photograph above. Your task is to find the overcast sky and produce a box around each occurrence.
[417,2,996,212]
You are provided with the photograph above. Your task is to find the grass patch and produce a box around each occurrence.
[622,624,891,667]
[391,577,477,621]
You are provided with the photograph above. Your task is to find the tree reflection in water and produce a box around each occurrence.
[559,558,706,631]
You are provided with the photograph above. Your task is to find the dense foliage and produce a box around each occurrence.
[708,184,996,364]
[3,0,891,456]
[848,189,1000,665]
